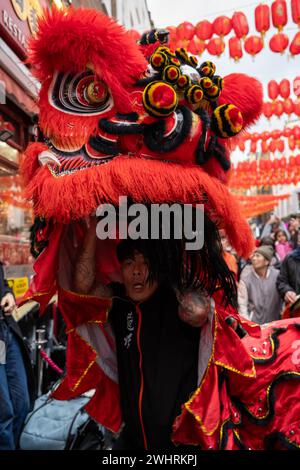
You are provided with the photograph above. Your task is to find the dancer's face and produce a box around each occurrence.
[121,250,158,302]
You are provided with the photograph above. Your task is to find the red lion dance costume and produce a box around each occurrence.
[21,7,300,450]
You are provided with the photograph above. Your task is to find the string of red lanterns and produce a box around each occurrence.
[128,1,300,59]
[230,156,300,189]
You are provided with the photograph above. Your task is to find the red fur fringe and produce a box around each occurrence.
[23,155,254,257]
[28,7,147,113]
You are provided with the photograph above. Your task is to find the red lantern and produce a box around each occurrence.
[294,100,300,116]
[244,35,263,56]
[263,102,273,118]
[176,22,195,40]
[276,139,285,152]
[279,79,290,99]
[250,141,257,153]
[255,4,270,36]
[127,29,140,42]
[238,141,245,151]
[289,136,296,150]
[268,80,279,100]
[269,33,289,53]
[269,140,277,153]
[195,20,213,41]
[291,0,300,26]
[294,126,300,139]
[290,32,300,56]
[188,37,206,56]
[212,16,232,37]
[271,129,282,139]
[283,98,294,115]
[231,12,249,39]
[261,141,269,153]
[274,101,284,116]
[229,37,243,61]
[206,37,225,56]
[283,127,292,137]
[271,0,288,31]
[261,131,270,141]
[293,77,300,97]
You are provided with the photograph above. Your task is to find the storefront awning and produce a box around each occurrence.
[0,68,38,116]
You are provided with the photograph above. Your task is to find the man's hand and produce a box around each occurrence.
[177,290,210,327]
[1,293,16,315]
[285,290,297,304]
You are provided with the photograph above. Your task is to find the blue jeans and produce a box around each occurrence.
[0,320,30,450]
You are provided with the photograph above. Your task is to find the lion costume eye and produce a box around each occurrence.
[49,71,114,116]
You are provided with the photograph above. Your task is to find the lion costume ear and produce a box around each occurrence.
[28,6,147,114]
[219,73,263,129]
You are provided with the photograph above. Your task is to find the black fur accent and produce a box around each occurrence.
[135,75,161,87]
[116,112,139,122]
[30,217,49,258]
[143,105,192,153]
[88,135,120,155]
[99,118,146,135]
[194,108,210,165]
[265,432,300,450]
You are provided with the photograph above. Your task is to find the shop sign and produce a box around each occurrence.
[7,276,29,298]
[0,0,45,57]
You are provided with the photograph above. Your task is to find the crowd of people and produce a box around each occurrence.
[220,213,300,325]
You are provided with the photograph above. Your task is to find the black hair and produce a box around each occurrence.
[116,209,237,308]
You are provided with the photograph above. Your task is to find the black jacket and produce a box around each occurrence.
[276,253,300,299]
[0,262,35,406]
[109,283,199,450]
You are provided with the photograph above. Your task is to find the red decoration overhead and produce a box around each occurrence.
[176,21,195,40]
[244,35,263,56]
[188,37,206,56]
[283,97,294,114]
[231,11,249,39]
[229,36,243,61]
[279,78,290,98]
[294,100,300,116]
[290,32,300,56]
[293,77,300,97]
[255,4,270,36]
[269,32,289,52]
[212,16,232,37]
[268,80,279,100]
[291,0,300,26]
[126,29,140,42]
[195,20,213,41]
[271,0,288,31]
[206,37,225,56]
[263,102,273,118]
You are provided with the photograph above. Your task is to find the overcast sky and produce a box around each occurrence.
[146,0,300,158]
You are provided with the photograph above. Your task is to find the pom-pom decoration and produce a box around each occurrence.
[177,74,191,90]
[163,65,180,84]
[150,51,168,70]
[211,104,243,138]
[185,85,204,105]
[142,81,178,117]
[198,61,216,78]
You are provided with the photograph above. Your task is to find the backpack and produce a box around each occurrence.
[19,391,104,450]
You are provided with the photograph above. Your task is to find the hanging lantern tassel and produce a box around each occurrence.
[211,104,243,138]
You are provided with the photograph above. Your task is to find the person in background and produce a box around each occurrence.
[274,230,292,262]
[219,229,238,281]
[260,214,289,240]
[238,246,282,324]
[277,229,300,317]
[287,217,300,249]
[0,262,35,450]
